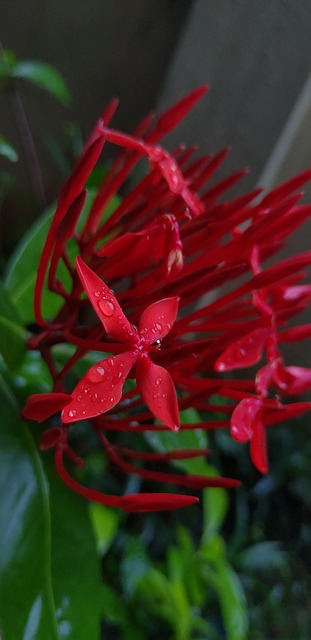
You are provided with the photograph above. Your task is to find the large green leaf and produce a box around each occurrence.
[0,378,59,640]
[0,379,105,639]
[5,192,120,324]
[0,281,26,369]
[45,457,103,640]
[4,207,57,323]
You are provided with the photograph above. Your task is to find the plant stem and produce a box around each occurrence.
[0,39,47,209]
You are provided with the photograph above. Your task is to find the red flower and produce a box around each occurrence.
[61,256,180,430]
[23,86,311,511]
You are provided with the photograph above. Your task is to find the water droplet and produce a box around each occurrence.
[166,323,171,330]
[68,409,77,418]
[98,299,115,317]
[107,356,115,368]
[82,410,86,416]
[231,424,239,437]
[155,323,162,331]
[77,395,82,402]
[97,366,105,376]
[112,372,123,384]
[235,348,247,360]
[91,393,98,402]
[88,366,105,383]
[94,291,101,298]
[110,397,114,402]
[83,386,90,393]
[155,376,162,386]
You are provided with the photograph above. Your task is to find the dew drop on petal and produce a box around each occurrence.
[94,291,101,298]
[155,323,162,331]
[91,393,98,402]
[231,424,239,437]
[112,372,123,384]
[107,356,115,368]
[88,366,105,383]
[77,395,82,402]
[98,299,115,316]
[68,409,77,418]
[155,376,162,386]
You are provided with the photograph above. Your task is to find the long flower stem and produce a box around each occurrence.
[0,39,46,209]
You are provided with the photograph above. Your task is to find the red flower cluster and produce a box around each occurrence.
[23,86,311,511]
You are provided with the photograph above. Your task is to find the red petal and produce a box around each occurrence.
[136,356,180,430]
[215,328,272,372]
[23,393,71,423]
[230,397,262,442]
[138,297,179,343]
[250,414,268,474]
[40,427,64,450]
[255,364,272,396]
[119,493,199,512]
[76,257,136,344]
[62,351,138,423]
[273,364,311,395]
[148,86,208,141]
[58,136,105,207]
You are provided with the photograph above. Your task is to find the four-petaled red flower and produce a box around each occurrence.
[62,256,180,430]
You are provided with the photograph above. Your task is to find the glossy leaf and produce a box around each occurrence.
[45,455,104,640]
[0,280,26,369]
[13,61,71,106]
[0,378,106,639]
[0,378,59,640]
[4,207,60,322]
[4,192,100,323]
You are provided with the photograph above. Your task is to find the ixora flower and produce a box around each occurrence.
[23,86,311,511]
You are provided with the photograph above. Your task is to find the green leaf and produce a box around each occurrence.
[0,378,105,639]
[88,502,119,556]
[0,378,59,640]
[4,206,57,323]
[45,455,103,640]
[0,134,18,162]
[212,557,248,640]
[5,192,120,323]
[0,49,17,78]
[13,61,71,106]
[202,485,228,542]
[145,408,208,474]
[0,280,26,369]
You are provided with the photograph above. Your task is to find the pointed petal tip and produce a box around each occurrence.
[23,393,71,423]
[120,492,199,512]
